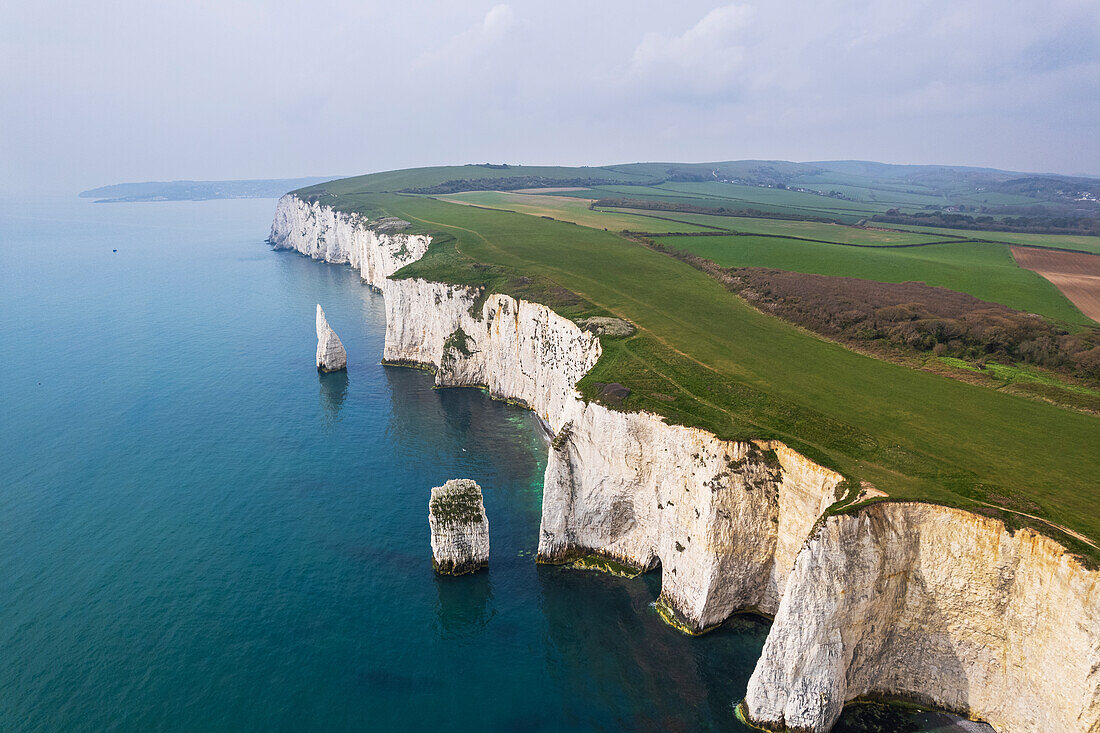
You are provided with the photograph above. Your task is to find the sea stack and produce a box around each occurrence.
[315,304,347,372]
[429,479,489,575]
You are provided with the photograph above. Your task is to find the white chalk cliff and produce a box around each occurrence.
[315,304,347,372]
[269,195,430,285]
[270,193,1100,732]
[743,503,1100,733]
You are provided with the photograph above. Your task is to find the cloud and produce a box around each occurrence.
[413,4,517,71]
[629,4,755,96]
[2,0,1099,191]
[481,4,515,37]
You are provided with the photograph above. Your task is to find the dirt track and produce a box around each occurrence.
[1012,246,1100,323]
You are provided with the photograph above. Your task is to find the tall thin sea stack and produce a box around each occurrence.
[315,304,347,372]
[429,479,489,575]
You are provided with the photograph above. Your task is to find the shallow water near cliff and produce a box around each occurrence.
[0,196,980,731]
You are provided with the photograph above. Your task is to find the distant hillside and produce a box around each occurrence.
[80,177,335,202]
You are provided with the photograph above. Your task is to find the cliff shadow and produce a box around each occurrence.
[836,512,981,729]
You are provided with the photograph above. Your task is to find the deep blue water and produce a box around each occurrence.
[0,197,975,732]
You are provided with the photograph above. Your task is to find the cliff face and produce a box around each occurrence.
[744,503,1100,733]
[270,195,1100,732]
[269,195,430,287]
[380,273,843,630]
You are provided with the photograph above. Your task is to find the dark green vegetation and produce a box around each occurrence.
[659,234,1091,325]
[873,209,1100,237]
[293,164,1100,563]
[429,481,484,525]
[596,196,842,224]
[296,164,653,202]
[80,177,333,202]
[889,223,1100,255]
[442,327,475,357]
[696,264,1100,410]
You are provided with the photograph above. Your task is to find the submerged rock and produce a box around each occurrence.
[315,304,347,372]
[429,479,489,575]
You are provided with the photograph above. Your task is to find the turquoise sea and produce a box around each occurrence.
[0,197,979,731]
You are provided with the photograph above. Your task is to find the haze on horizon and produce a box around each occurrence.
[2,0,1099,195]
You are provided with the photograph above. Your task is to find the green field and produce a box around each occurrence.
[440,189,965,245]
[307,164,654,196]
[659,235,1092,326]
[567,183,880,223]
[302,190,1100,561]
[437,191,928,243]
[436,191,715,234]
[425,191,1091,325]
[888,224,1100,254]
[655,181,893,216]
[600,208,958,244]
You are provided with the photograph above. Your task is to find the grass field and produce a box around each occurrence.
[656,181,893,215]
[889,224,1100,254]
[303,164,655,196]
[426,191,1091,325]
[545,184,877,223]
[439,189,964,245]
[317,192,1100,560]
[600,208,959,244]
[436,192,715,233]
[659,235,1093,326]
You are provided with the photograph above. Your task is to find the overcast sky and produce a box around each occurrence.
[3,0,1099,193]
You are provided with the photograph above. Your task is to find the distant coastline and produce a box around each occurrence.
[79,176,334,203]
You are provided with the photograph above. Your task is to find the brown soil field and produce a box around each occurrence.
[1012,246,1100,323]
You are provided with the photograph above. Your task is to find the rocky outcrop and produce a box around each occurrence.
[743,503,1100,733]
[315,304,347,372]
[270,194,1100,732]
[429,479,490,575]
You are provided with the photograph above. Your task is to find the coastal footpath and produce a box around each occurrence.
[269,194,1100,733]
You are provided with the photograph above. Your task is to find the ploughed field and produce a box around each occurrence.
[1012,246,1100,323]
[295,165,1100,562]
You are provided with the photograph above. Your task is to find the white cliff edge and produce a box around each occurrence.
[743,504,1100,733]
[315,304,347,372]
[270,193,1100,733]
[429,479,490,575]
[269,194,430,287]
